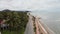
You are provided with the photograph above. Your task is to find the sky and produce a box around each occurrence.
[0,0,60,11]
[0,0,60,20]
[0,0,60,34]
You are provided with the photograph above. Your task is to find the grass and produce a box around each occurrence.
[1,30,10,34]
[1,30,24,34]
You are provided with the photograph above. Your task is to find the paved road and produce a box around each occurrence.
[24,15,34,34]
[36,17,55,34]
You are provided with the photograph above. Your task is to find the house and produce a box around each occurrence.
[0,19,9,30]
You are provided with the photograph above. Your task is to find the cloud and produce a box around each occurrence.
[56,20,60,21]
[0,0,60,11]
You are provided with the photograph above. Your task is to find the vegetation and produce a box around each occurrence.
[0,9,29,34]
[32,16,36,32]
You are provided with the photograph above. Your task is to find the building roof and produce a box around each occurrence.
[0,19,4,24]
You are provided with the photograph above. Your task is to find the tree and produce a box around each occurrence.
[0,9,29,34]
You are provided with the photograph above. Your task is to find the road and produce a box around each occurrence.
[36,17,55,34]
[24,15,34,34]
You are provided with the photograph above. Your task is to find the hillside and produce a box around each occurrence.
[0,9,29,34]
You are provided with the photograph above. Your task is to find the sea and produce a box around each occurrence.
[31,10,60,34]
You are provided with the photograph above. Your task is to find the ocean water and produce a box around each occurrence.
[31,11,60,34]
